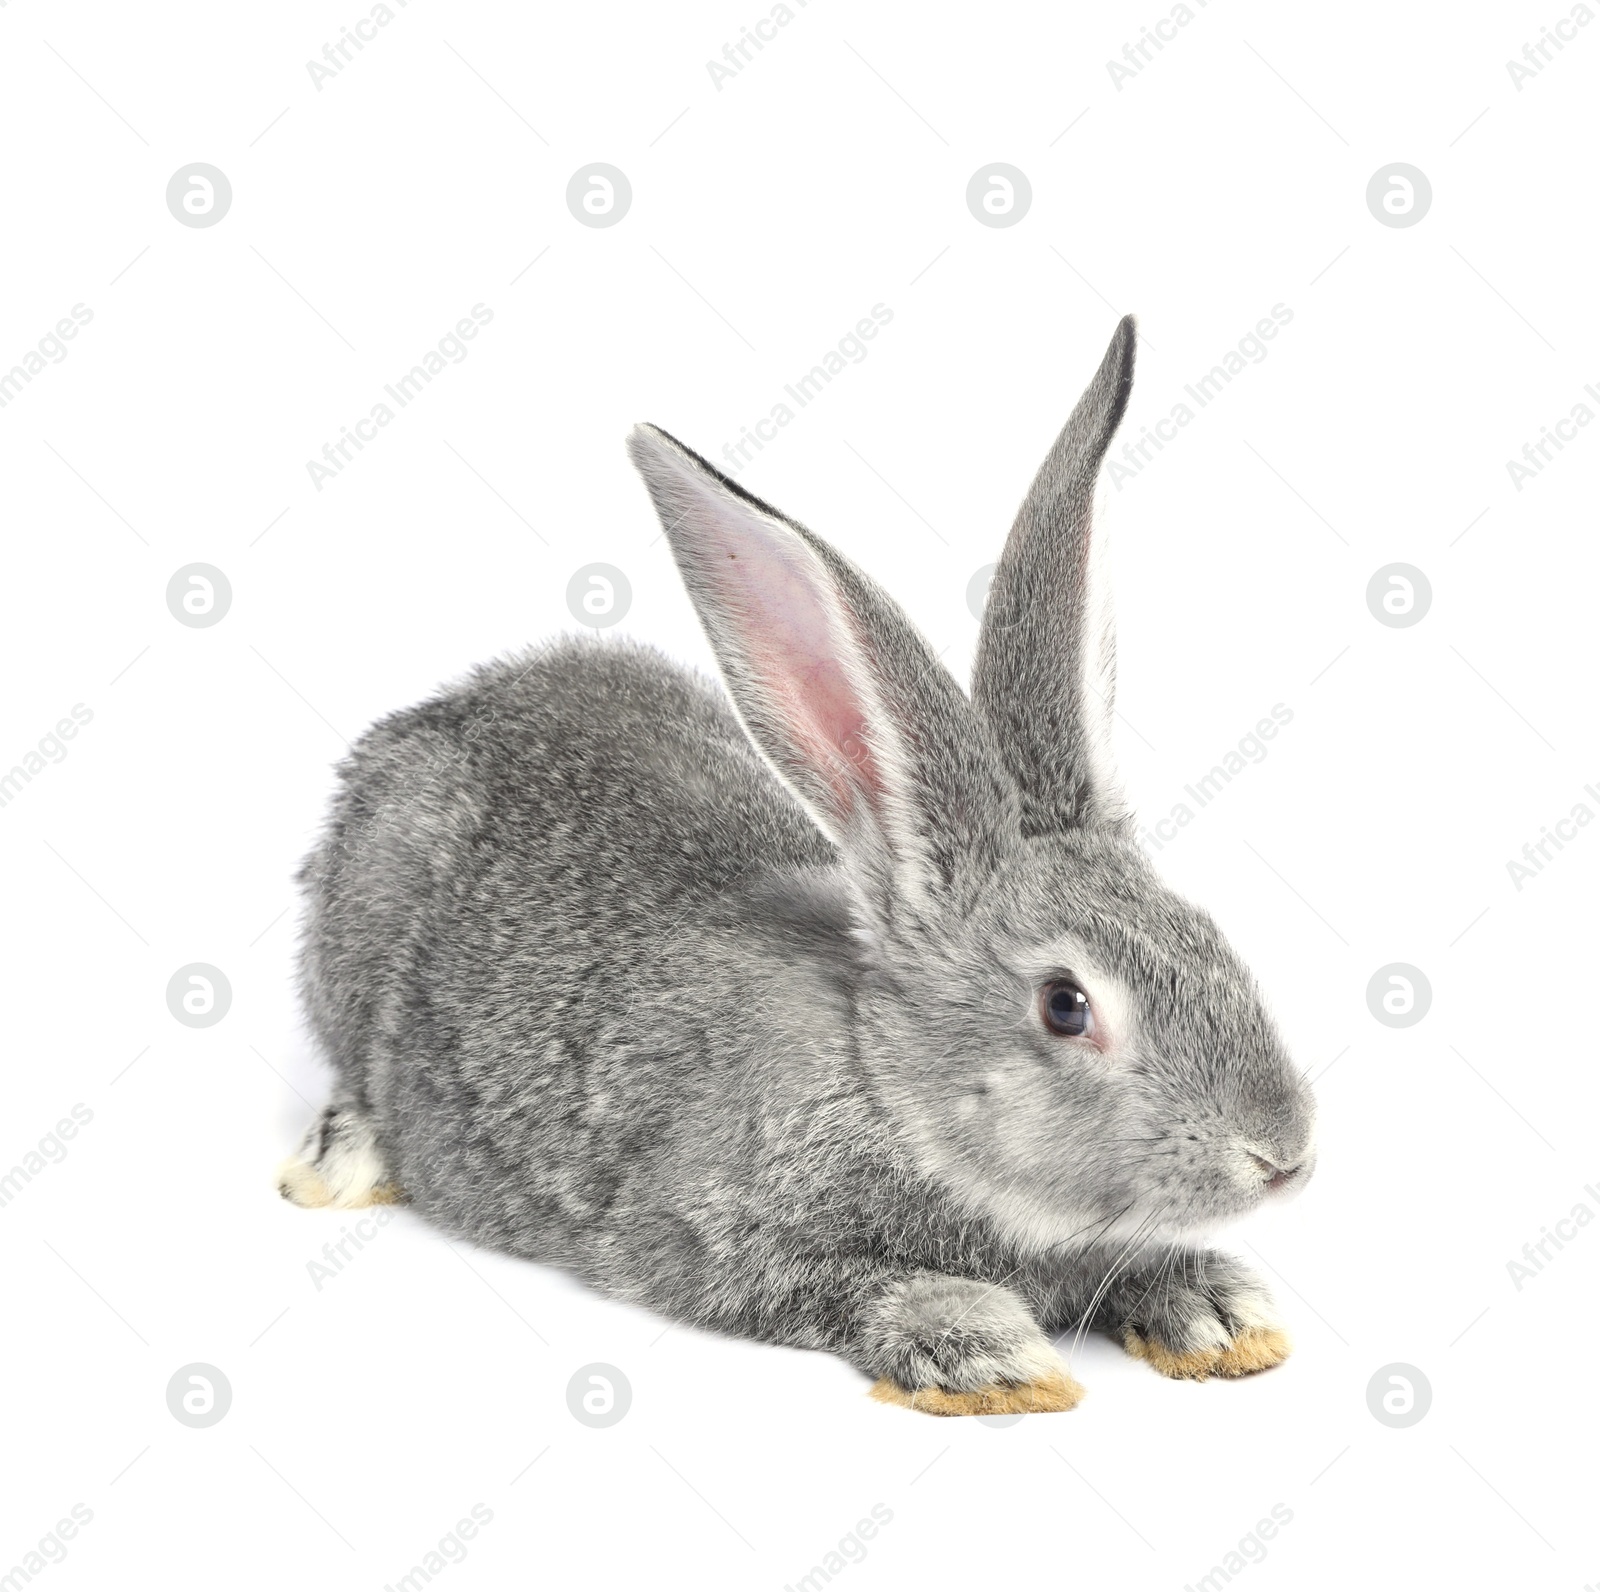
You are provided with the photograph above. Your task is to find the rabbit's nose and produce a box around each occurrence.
[1248,1151,1307,1192]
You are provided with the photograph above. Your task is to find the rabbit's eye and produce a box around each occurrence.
[1041,978,1094,1038]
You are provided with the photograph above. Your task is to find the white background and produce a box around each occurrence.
[2,2,1598,1588]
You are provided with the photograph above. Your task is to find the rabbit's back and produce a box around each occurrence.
[295,635,833,1253]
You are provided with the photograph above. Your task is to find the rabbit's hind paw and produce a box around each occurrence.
[277,1103,404,1210]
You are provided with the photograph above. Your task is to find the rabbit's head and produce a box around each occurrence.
[628,316,1315,1257]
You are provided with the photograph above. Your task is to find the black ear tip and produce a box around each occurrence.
[1100,315,1137,396]
[628,422,694,474]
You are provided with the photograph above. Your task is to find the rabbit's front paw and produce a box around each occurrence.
[1114,1251,1290,1381]
[863,1273,1085,1416]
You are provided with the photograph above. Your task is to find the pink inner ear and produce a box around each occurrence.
[704,505,884,823]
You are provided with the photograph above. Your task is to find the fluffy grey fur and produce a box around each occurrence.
[290,316,1316,1400]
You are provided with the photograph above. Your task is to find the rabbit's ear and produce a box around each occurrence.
[971,315,1137,837]
[629,424,1017,900]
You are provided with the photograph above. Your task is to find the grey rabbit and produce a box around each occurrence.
[280,316,1316,1415]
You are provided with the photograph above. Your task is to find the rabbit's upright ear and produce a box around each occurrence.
[629,425,1018,902]
[972,315,1137,837]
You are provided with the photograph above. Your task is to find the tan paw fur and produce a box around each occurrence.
[869,1369,1086,1417]
[276,1155,404,1210]
[1122,1325,1292,1381]
[277,1155,335,1209]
